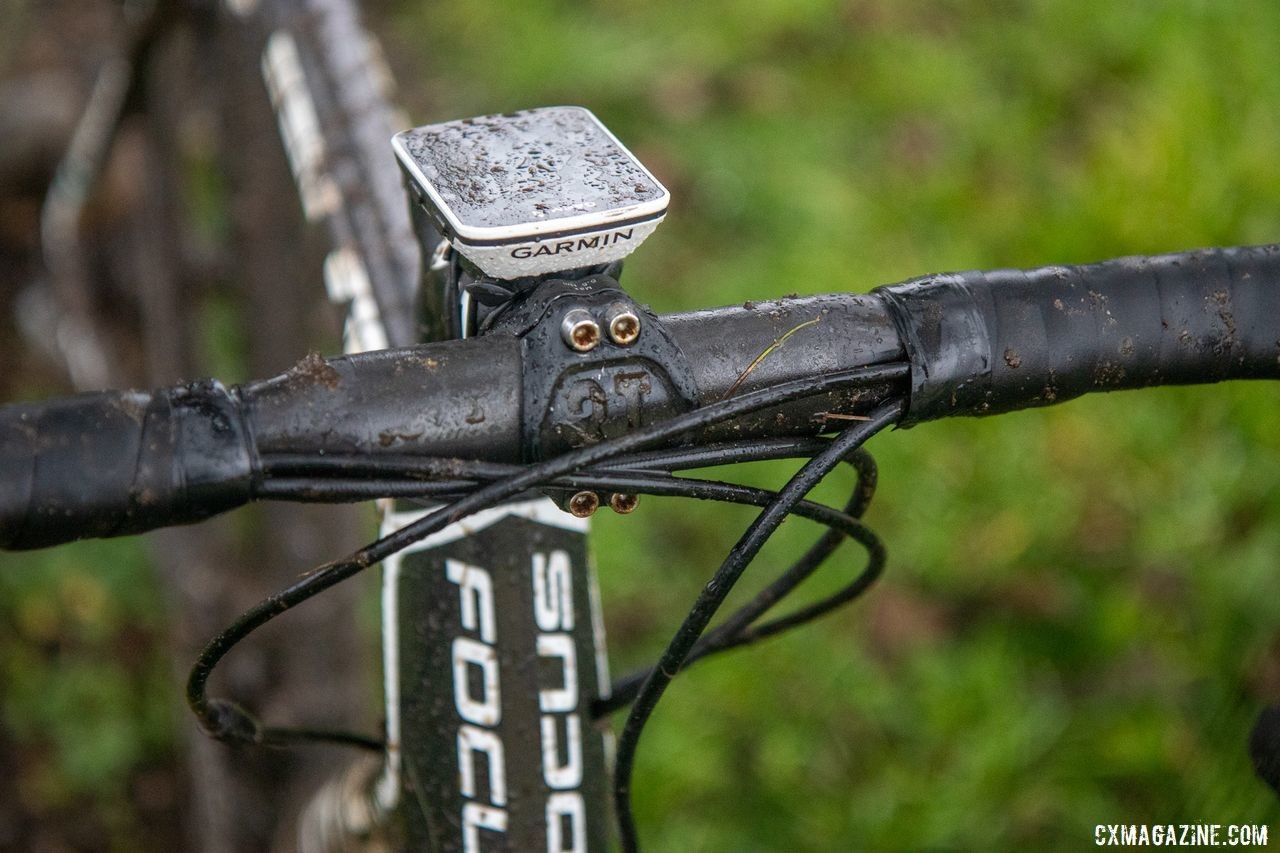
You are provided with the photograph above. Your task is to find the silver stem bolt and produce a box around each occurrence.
[606,303,641,345]
[561,309,601,352]
[609,493,639,514]
[568,491,600,518]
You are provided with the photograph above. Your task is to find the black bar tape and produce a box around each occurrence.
[0,381,255,550]
[875,244,1280,425]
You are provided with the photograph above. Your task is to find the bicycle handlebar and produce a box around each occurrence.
[3,245,1277,550]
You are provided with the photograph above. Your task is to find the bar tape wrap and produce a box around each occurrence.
[874,244,1280,425]
[0,381,254,550]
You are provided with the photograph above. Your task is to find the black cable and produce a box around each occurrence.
[594,447,879,717]
[677,447,879,654]
[258,436,835,481]
[261,446,889,721]
[611,398,903,853]
[255,477,473,501]
[253,438,840,503]
[265,472,876,535]
[259,726,385,752]
[262,436,889,710]
[186,364,908,749]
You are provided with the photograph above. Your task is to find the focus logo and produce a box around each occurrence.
[447,551,589,852]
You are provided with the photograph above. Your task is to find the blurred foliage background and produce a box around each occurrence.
[3,0,1280,849]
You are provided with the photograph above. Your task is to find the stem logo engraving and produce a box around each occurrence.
[551,366,664,450]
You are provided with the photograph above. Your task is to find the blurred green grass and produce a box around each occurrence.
[0,538,179,850]
[4,0,1280,849]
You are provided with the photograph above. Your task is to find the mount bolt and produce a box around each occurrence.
[609,493,640,514]
[606,304,641,345]
[561,308,601,352]
[568,491,600,518]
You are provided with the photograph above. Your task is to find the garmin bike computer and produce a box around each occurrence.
[392,106,669,280]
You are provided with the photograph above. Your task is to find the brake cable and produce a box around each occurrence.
[185,364,908,848]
